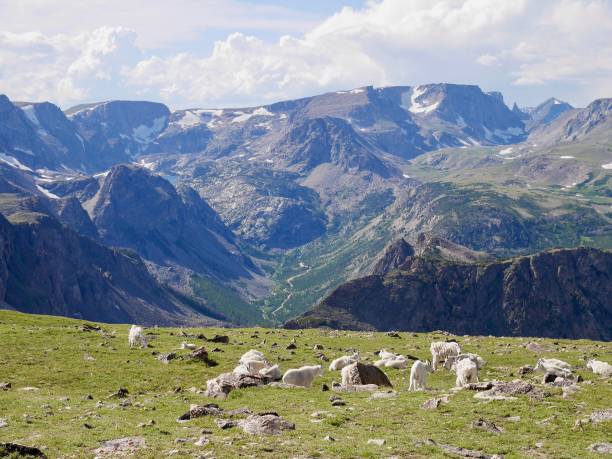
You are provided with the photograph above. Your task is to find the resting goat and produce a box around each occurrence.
[586,359,612,377]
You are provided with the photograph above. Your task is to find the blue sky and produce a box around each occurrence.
[0,0,610,109]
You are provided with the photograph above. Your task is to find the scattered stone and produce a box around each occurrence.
[474,380,546,401]
[194,436,209,447]
[588,443,612,454]
[313,344,324,350]
[137,419,155,428]
[505,416,521,422]
[518,365,534,376]
[333,384,379,392]
[472,418,504,434]
[0,418,7,428]
[370,391,398,400]
[367,439,385,446]
[386,331,401,338]
[285,343,297,350]
[216,419,237,429]
[422,398,444,410]
[157,352,178,364]
[180,404,252,420]
[190,347,217,366]
[315,352,329,362]
[207,335,229,344]
[205,372,267,399]
[525,342,545,353]
[331,399,346,406]
[108,387,129,399]
[80,323,101,332]
[311,411,329,418]
[0,382,10,391]
[427,439,502,458]
[590,409,612,424]
[341,362,392,387]
[236,414,295,435]
[323,435,335,442]
[321,383,329,392]
[18,386,40,392]
[465,381,495,391]
[84,423,94,429]
[93,437,146,457]
[0,443,47,458]
[84,354,96,361]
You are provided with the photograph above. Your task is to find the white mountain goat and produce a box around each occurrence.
[586,359,612,377]
[430,341,461,370]
[409,360,433,391]
[382,355,409,369]
[443,353,486,371]
[534,358,572,377]
[233,349,272,377]
[329,352,360,371]
[259,363,282,380]
[454,358,478,387]
[282,365,323,387]
[128,325,147,348]
[378,349,396,360]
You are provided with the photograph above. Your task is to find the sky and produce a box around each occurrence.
[0,0,611,110]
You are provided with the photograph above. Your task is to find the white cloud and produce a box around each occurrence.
[0,27,137,104]
[0,0,611,107]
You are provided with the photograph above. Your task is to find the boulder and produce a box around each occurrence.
[236,414,295,435]
[205,372,266,399]
[341,362,392,387]
[0,443,46,458]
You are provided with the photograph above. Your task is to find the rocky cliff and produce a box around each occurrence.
[286,241,612,340]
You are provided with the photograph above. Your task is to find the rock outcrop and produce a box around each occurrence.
[286,242,612,340]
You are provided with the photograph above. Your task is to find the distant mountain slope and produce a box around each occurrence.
[529,98,612,145]
[286,243,612,340]
[524,98,574,132]
[0,211,223,325]
[76,164,258,281]
[0,95,89,171]
[67,100,170,169]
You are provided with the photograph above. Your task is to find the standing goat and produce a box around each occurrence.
[128,325,147,348]
[408,360,433,391]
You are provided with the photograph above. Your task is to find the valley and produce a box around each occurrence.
[0,85,610,332]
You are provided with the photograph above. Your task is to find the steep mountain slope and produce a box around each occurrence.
[0,95,88,171]
[286,243,612,340]
[67,101,170,169]
[0,211,223,325]
[76,164,258,281]
[524,98,574,132]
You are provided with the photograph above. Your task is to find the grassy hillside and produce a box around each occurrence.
[0,311,610,458]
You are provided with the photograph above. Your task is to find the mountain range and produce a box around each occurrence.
[0,83,609,336]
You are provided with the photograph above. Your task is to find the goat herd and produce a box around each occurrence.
[128,325,612,392]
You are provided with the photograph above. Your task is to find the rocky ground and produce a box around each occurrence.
[0,310,610,458]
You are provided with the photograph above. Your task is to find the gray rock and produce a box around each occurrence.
[588,443,612,454]
[93,436,146,457]
[236,414,295,435]
[367,439,385,446]
[341,362,392,387]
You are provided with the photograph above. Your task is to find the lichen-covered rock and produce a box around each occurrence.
[237,414,295,435]
[205,372,266,399]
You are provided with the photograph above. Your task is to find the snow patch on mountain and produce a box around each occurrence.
[21,105,40,126]
[0,153,33,171]
[132,116,166,144]
[36,184,60,199]
[231,107,274,123]
[602,163,612,170]
[402,86,440,115]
